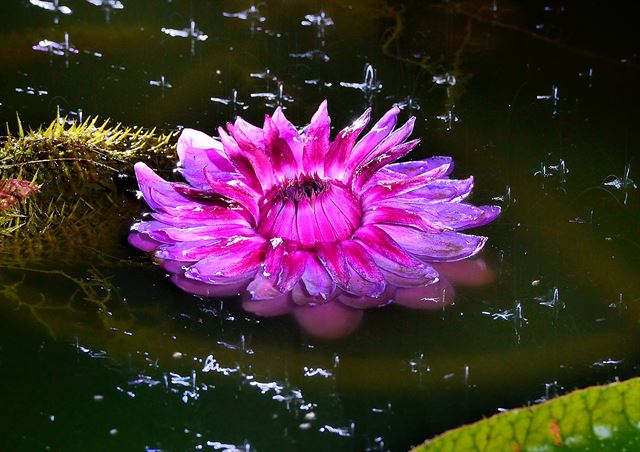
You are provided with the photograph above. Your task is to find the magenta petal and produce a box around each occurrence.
[263,115,299,180]
[234,116,265,148]
[316,242,349,286]
[292,302,363,339]
[134,162,205,212]
[177,128,236,188]
[296,198,322,249]
[426,204,501,230]
[128,231,161,252]
[226,123,276,191]
[345,106,400,177]
[324,108,371,179]
[246,273,284,300]
[318,191,353,239]
[262,238,285,278]
[337,285,394,309]
[303,100,330,175]
[301,254,336,300]
[184,236,266,283]
[155,239,225,262]
[353,225,439,285]
[352,139,421,193]
[272,107,303,165]
[242,290,293,317]
[380,225,488,262]
[386,157,454,178]
[172,272,249,297]
[134,221,253,244]
[369,177,474,207]
[276,251,308,292]
[269,200,298,243]
[362,206,439,232]
[217,127,262,192]
[362,159,452,202]
[203,167,260,225]
[150,207,248,228]
[342,240,385,297]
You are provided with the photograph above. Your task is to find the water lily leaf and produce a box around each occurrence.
[413,377,640,451]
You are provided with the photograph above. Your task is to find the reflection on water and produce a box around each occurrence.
[1,0,640,450]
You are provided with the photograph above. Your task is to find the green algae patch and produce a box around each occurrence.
[413,377,640,451]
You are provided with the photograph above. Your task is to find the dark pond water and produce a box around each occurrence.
[1,0,640,450]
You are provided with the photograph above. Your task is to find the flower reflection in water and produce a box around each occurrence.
[129,233,495,339]
[129,102,499,337]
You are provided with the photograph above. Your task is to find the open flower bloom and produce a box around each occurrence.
[130,101,500,304]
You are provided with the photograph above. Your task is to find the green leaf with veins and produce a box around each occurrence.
[413,377,640,451]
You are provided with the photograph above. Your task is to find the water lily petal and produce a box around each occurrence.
[303,100,330,175]
[183,236,266,283]
[177,128,236,188]
[342,240,386,297]
[226,122,276,190]
[172,273,249,297]
[203,167,260,224]
[352,139,420,193]
[276,251,308,292]
[386,157,455,178]
[217,127,262,192]
[425,204,501,230]
[128,231,161,252]
[272,107,303,166]
[361,159,452,202]
[379,225,487,262]
[324,108,371,179]
[263,115,298,180]
[301,254,336,300]
[316,242,349,286]
[345,106,400,178]
[362,205,440,232]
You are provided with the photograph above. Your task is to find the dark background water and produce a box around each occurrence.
[1,0,639,450]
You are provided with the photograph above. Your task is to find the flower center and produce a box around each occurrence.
[257,176,361,250]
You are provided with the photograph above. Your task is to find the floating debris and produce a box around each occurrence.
[536,85,560,116]
[161,20,208,56]
[32,32,79,67]
[223,3,266,34]
[149,75,172,97]
[433,73,456,87]
[289,49,330,63]
[223,3,266,22]
[603,163,636,205]
[301,11,334,42]
[15,86,48,96]
[86,0,123,23]
[534,159,568,181]
[211,89,248,117]
[340,63,382,104]
[250,82,293,108]
[29,0,71,23]
[436,108,460,131]
[392,96,421,113]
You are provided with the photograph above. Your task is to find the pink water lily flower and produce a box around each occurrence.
[130,101,500,302]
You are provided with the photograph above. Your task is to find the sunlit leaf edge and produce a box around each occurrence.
[412,376,640,452]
